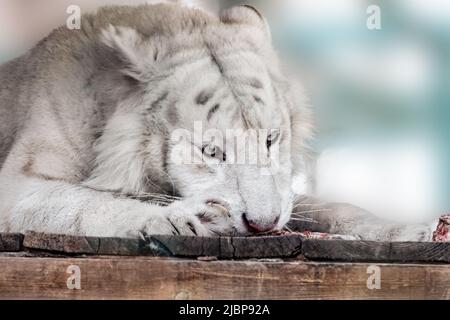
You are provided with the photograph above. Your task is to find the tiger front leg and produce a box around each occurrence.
[0,175,233,238]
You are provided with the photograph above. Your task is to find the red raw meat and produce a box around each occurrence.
[270,230,358,240]
[433,214,450,242]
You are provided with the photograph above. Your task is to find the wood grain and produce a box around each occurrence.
[17,232,450,262]
[149,234,303,258]
[23,231,143,256]
[0,255,449,299]
[0,233,23,252]
[23,232,304,259]
[303,239,450,263]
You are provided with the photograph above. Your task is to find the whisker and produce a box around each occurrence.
[289,217,318,223]
[121,194,174,206]
[139,190,181,198]
[131,194,172,200]
[136,193,181,201]
[148,167,178,196]
[292,209,332,214]
[209,230,221,236]
[133,192,182,203]
[293,204,328,210]
[143,175,169,195]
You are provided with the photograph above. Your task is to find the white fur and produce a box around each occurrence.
[0,4,309,237]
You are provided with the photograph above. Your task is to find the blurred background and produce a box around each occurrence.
[0,0,448,223]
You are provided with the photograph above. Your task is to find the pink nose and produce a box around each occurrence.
[242,213,279,233]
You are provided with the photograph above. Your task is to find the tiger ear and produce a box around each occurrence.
[220,5,271,40]
[101,25,154,82]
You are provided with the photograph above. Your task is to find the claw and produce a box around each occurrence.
[138,230,147,241]
[206,200,230,217]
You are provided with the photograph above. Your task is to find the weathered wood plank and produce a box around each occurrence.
[145,235,219,257]
[219,235,302,258]
[21,231,450,262]
[23,232,304,259]
[23,231,143,256]
[148,234,303,258]
[0,233,23,252]
[0,256,449,299]
[303,239,450,263]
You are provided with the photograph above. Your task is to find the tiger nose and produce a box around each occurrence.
[242,213,279,233]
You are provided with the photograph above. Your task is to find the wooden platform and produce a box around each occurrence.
[0,232,449,299]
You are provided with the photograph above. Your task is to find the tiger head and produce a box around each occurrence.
[88,4,313,235]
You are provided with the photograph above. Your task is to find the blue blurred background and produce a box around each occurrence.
[0,0,448,223]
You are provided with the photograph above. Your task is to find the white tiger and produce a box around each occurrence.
[0,4,434,240]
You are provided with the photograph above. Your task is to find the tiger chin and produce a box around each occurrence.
[0,4,434,241]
